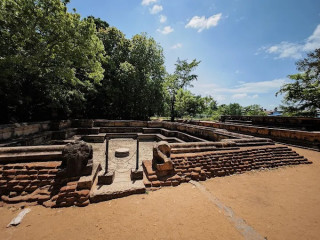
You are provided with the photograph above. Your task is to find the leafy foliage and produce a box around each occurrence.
[243,104,266,116]
[175,89,204,117]
[0,0,270,124]
[0,0,105,122]
[87,27,166,120]
[277,48,320,116]
[166,59,201,121]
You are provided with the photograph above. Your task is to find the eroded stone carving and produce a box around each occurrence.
[152,141,174,175]
[62,141,93,177]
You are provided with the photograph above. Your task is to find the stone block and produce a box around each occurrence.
[131,168,143,180]
[62,141,93,177]
[98,171,115,185]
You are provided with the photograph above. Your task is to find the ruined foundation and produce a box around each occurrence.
[0,119,315,207]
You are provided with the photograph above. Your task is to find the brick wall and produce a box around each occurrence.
[184,120,320,150]
[0,161,91,207]
[143,146,312,188]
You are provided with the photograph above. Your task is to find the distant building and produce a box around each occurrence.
[267,107,282,116]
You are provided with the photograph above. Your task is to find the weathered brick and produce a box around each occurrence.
[19,180,31,186]
[160,181,172,187]
[76,189,90,197]
[171,180,180,186]
[3,169,16,175]
[37,195,51,201]
[191,172,199,180]
[16,175,30,180]
[143,179,151,187]
[38,174,51,180]
[75,199,89,207]
[48,169,59,174]
[12,185,24,191]
[151,180,161,187]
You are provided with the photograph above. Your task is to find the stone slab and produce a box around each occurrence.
[115,148,129,157]
[90,180,146,203]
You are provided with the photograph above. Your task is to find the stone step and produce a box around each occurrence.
[81,134,106,143]
[0,145,65,153]
[77,128,100,135]
[0,151,62,163]
[51,128,77,140]
[99,127,143,133]
[90,180,145,203]
[142,160,156,175]
[171,146,241,154]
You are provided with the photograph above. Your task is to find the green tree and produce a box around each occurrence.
[87,16,109,31]
[243,104,266,116]
[202,96,218,116]
[128,33,166,119]
[166,59,201,121]
[175,89,205,118]
[0,0,105,123]
[88,28,166,120]
[276,48,320,116]
[86,26,131,119]
[216,103,243,116]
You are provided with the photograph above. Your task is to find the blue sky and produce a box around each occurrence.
[69,0,320,110]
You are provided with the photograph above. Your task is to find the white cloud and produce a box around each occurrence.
[214,79,287,94]
[141,0,157,6]
[232,93,248,99]
[160,15,167,23]
[261,24,320,59]
[150,4,163,14]
[303,24,320,51]
[215,95,227,102]
[185,13,222,32]
[196,79,286,98]
[171,43,182,49]
[266,42,303,59]
[232,93,258,99]
[157,26,174,35]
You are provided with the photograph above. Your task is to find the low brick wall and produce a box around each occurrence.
[143,145,312,188]
[220,115,320,131]
[183,120,320,150]
[0,143,93,208]
[0,161,61,204]
[0,161,91,207]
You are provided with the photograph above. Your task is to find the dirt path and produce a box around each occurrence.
[0,145,319,240]
[0,184,242,240]
[202,146,320,240]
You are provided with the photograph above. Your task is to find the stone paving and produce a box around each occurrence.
[90,139,155,202]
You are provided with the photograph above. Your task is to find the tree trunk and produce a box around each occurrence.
[170,96,175,122]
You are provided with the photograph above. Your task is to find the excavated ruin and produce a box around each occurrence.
[0,119,316,207]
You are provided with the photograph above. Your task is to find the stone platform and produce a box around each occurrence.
[89,139,149,203]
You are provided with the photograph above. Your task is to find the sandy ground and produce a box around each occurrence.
[0,145,319,240]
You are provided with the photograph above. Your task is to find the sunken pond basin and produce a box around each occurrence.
[0,119,312,207]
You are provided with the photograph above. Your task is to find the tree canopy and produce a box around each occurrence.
[277,48,320,116]
[0,1,166,123]
[0,0,105,122]
[166,59,201,121]
[0,0,270,124]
